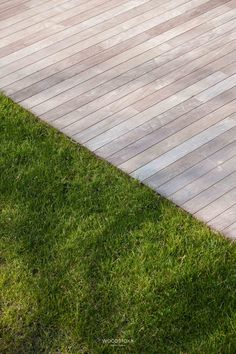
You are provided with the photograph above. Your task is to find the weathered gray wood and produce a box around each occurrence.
[20,7,228,110]
[47,31,235,136]
[116,76,236,174]
[46,22,236,131]
[130,113,236,180]
[170,150,236,205]
[2,3,233,92]
[208,203,236,231]
[103,77,236,165]
[29,33,235,119]
[145,125,236,189]
[183,170,236,214]
[224,222,236,240]
[195,188,236,223]
[0,0,151,74]
[158,141,236,198]
[0,0,170,65]
[36,8,236,120]
[0,0,125,46]
[51,20,236,132]
[73,52,235,150]
[0,0,81,32]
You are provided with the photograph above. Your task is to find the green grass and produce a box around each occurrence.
[0,93,236,354]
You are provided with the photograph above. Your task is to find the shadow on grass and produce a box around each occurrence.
[76,215,236,354]
[2,187,236,353]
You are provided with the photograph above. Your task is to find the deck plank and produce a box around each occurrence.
[145,126,236,189]
[1,0,236,240]
[130,111,236,180]
[156,140,236,198]
[96,84,236,161]
[196,187,236,223]
[208,203,236,231]
[27,33,235,118]
[116,76,236,174]
[53,19,236,134]
[0,0,161,62]
[62,52,234,142]
[2,3,233,92]
[169,148,236,205]
[0,0,123,46]
[183,170,236,214]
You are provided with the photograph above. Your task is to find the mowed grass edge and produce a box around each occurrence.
[0,94,236,353]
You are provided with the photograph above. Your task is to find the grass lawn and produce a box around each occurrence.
[0,93,236,353]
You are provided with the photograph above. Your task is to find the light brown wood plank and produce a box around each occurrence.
[0,0,155,61]
[103,85,236,165]
[79,58,235,152]
[27,29,235,118]
[51,15,236,134]
[0,0,80,31]
[34,5,236,120]
[2,1,233,93]
[13,13,235,106]
[1,0,208,88]
[196,187,236,223]
[115,75,236,174]
[0,0,127,47]
[0,0,27,13]
[208,203,236,231]
[171,157,236,207]
[130,112,236,180]
[183,170,236,214]
[145,125,236,189]
[0,0,150,71]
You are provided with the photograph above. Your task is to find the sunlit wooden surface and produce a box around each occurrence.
[1,0,236,239]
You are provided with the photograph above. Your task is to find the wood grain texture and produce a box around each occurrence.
[1,0,236,240]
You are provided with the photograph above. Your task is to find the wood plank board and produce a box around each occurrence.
[1,0,236,240]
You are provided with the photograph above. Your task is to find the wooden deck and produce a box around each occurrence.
[1,0,236,239]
